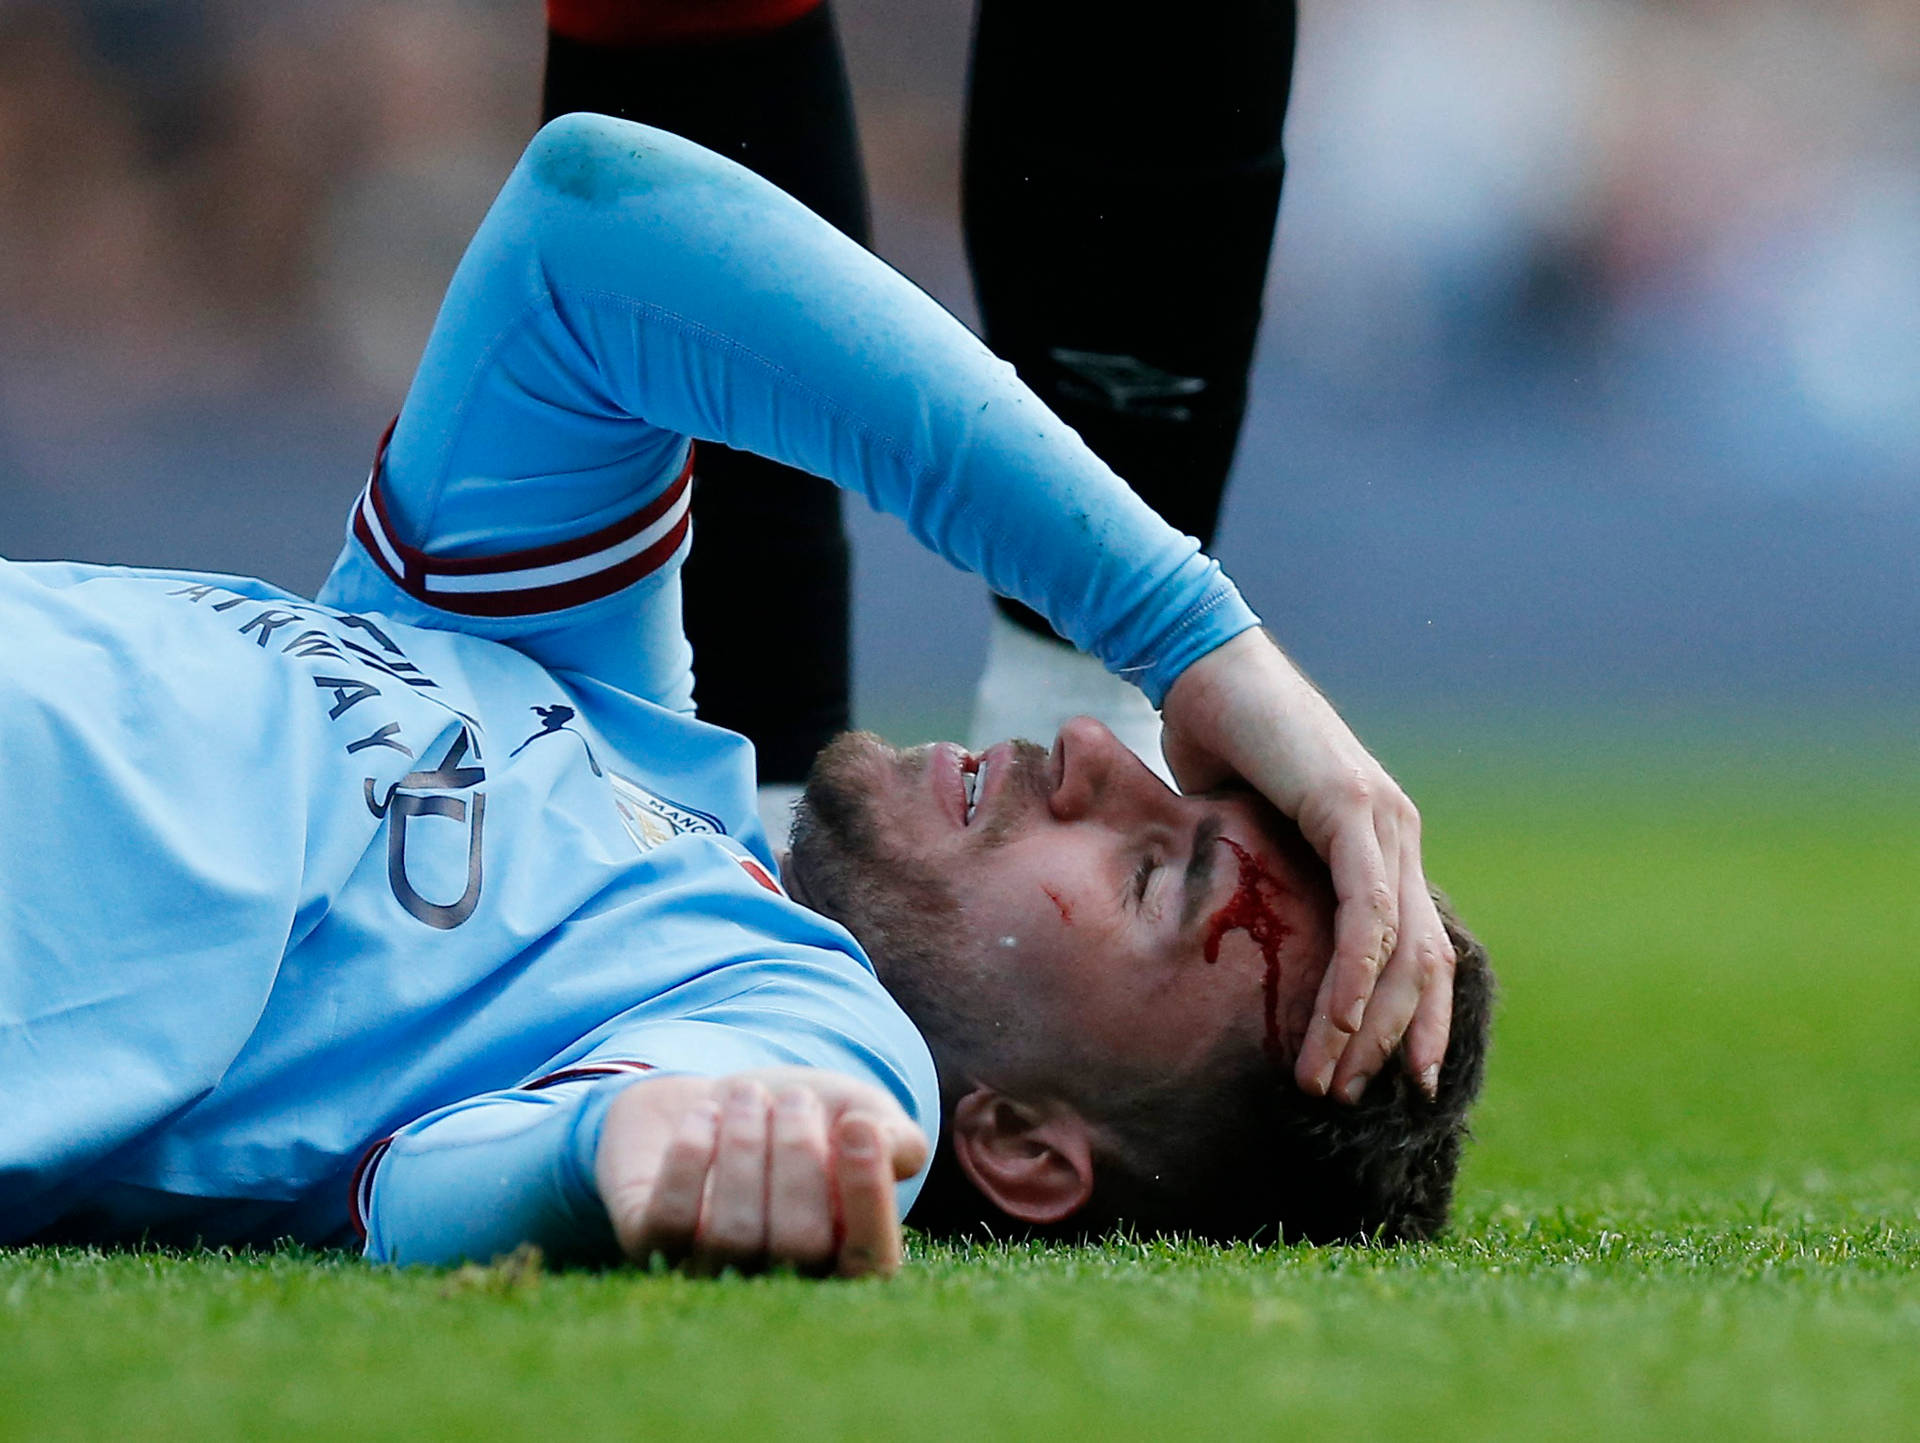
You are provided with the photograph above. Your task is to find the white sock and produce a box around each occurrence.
[755,782,804,847]
[968,611,1171,784]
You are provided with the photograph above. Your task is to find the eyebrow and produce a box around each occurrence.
[1180,815,1224,931]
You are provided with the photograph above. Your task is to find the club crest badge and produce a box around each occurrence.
[608,771,724,853]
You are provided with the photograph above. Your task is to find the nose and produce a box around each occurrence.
[1047,716,1172,822]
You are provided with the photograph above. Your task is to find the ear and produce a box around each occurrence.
[948,1087,1095,1225]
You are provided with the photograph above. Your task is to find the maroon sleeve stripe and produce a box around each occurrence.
[351,422,695,618]
[521,1060,659,1092]
[348,1134,395,1244]
[548,0,822,46]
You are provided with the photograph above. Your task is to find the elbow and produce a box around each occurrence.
[523,110,661,208]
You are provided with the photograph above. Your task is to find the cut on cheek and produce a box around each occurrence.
[1041,885,1074,926]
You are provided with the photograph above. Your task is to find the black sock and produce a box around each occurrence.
[542,3,870,241]
[963,0,1297,638]
[542,2,866,783]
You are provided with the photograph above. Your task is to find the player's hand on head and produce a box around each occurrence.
[1159,628,1455,1105]
[593,1068,928,1278]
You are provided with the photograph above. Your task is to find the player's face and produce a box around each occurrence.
[791,718,1336,1078]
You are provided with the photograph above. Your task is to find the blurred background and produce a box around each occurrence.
[5,0,1918,1291]
[3,0,1917,742]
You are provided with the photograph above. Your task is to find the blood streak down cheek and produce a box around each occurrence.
[1202,838,1293,1061]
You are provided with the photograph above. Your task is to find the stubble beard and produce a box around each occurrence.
[788,730,960,988]
[787,731,1041,1090]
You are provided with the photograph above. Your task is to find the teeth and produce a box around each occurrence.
[967,759,988,823]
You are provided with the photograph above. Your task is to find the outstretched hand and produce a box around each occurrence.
[1160,629,1455,1104]
[594,1068,929,1278]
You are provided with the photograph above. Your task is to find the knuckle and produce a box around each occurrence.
[772,1124,824,1162]
[1354,928,1394,976]
[1348,1034,1394,1075]
[723,1080,769,1112]
[773,1085,815,1113]
[1340,963,1379,1004]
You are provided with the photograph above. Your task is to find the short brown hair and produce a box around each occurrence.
[912,897,1495,1246]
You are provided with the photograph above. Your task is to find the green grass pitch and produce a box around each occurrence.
[4,722,1916,1442]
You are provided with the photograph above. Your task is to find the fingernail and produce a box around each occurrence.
[1341,998,1366,1032]
[1307,1061,1336,1096]
[1419,1064,1440,1099]
[1338,1075,1367,1105]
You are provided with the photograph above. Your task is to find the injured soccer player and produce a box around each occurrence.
[0,115,1488,1276]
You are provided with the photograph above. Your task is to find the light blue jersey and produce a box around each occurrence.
[0,556,931,1261]
[0,115,1259,1265]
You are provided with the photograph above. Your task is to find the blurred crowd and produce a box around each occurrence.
[1273,0,1920,477]
[1,0,1915,467]
[0,0,536,413]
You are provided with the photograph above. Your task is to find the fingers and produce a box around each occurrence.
[765,1087,834,1270]
[1328,886,1454,1103]
[878,1112,931,1182]
[1400,914,1457,1096]
[691,1081,773,1269]
[1156,627,1459,1107]
[606,1074,918,1278]
[595,1085,683,1248]
[1299,799,1458,1105]
[830,1114,904,1279]
[1295,814,1399,1096]
[625,1098,720,1259]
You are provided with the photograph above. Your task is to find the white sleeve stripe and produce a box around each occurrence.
[420,485,691,595]
[356,489,408,579]
[348,1134,394,1243]
[350,423,696,618]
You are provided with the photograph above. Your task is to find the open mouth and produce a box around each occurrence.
[961,754,987,824]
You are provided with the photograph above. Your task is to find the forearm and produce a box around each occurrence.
[388,114,1257,702]
[357,1078,640,1267]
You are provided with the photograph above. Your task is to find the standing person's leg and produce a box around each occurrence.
[962,0,1297,774]
[543,1,868,827]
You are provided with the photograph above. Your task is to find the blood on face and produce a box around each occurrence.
[1202,837,1293,1062]
[1041,885,1074,925]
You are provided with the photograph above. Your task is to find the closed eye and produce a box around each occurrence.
[1131,855,1155,905]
